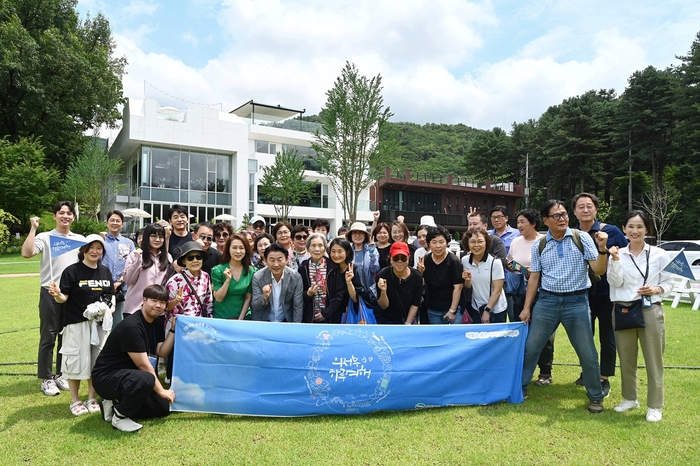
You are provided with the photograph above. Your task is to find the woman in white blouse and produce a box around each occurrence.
[607,210,673,422]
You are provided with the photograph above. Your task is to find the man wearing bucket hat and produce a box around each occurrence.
[376,242,423,324]
[345,222,380,307]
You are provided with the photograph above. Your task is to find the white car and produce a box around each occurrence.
[658,240,700,266]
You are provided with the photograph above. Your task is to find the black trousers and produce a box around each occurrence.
[93,369,170,419]
[589,293,617,377]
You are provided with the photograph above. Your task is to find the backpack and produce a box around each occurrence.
[538,229,602,283]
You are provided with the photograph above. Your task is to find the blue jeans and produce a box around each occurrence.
[427,308,462,325]
[522,290,603,400]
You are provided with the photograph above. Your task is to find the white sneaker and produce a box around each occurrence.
[112,410,143,432]
[646,408,662,422]
[53,375,69,391]
[41,378,60,396]
[99,398,114,422]
[613,399,639,412]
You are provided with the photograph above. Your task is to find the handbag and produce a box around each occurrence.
[342,297,378,325]
[614,300,645,331]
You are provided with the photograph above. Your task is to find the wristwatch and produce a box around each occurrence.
[598,249,608,255]
[448,309,457,314]
[483,306,492,313]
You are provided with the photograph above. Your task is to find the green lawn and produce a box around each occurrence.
[0,254,40,275]
[1,275,699,465]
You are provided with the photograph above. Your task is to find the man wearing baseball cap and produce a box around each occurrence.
[376,242,423,324]
[248,215,266,238]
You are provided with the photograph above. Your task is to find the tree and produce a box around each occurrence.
[639,185,680,242]
[616,66,677,192]
[0,137,60,226]
[258,147,314,222]
[0,0,126,172]
[312,62,393,223]
[0,209,19,252]
[61,137,124,220]
[465,127,515,181]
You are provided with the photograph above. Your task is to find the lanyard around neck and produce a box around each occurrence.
[629,247,650,285]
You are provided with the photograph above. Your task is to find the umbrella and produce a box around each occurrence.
[213,214,236,222]
[122,208,152,219]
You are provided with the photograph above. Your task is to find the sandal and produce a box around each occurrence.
[85,398,101,414]
[69,401,88,416]
[534,375,552,386]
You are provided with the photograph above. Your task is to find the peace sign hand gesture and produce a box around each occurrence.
[345,263,355,283]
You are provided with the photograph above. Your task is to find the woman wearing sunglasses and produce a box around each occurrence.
[290,224,311,270]
[213,222,234,255]
[164,241,213,379]
[376,242,422,324]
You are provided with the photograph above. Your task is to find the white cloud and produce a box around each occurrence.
[123,0,159,17]
[171,376,205,406]
[181,328,219,345]
[102,0,700,130]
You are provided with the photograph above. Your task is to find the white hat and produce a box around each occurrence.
[84,234,106,249]
[420,215,437,227]
[249,215,266,226]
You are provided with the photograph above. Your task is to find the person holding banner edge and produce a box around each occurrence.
[22,201,85,396]
[607,210,673,422]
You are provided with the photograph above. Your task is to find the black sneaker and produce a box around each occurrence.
[574,373,584,386]
[601,379,611,398]
[522,389,528,400]
[588,399,604,414]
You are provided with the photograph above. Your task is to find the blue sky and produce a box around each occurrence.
[78,0,700,130]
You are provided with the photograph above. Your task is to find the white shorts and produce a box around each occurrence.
[60,321,104,380]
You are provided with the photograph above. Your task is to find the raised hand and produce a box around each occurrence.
[223,268,232,280]
[173,286,184,304]
[416,256,425,273]
[462,269,472,281]
[30,216,40,230]
[377,278,387,292]
[373,210,380,221]
[345,263,355,283]
[594,231,609,250]
[262,284,272,301]
[48,281,61,297]
[608,245,620,261]
[307,284,319,297]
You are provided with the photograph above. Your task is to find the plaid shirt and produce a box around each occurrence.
[530,228,598,293]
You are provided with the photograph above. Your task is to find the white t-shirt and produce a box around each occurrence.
[461,253,507,314]
[34,229,86,288]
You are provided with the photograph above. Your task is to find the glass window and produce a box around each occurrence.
[140,146,150,187]
[190,152,207,191]
[269,143,276,155]
[217,155,230,192]
[208,154,217,172]
[248,159,258,172]
[256,141,268,153]
[151,147,180,188]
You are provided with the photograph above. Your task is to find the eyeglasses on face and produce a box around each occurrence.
[547,212,569,221]
[295,235,309,241]
[199,235,213,242]
[216,232,229,238]
[185,253,204,261]
[490,215,505,221]
[391,255,408,263]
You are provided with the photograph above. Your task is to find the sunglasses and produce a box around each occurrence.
[295,235,309,241]
[185,253,204,261]
[199,235,214,242]
[391,255,408,262]
[216,232,229,238]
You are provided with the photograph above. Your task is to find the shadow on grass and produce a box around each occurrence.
[0,377,39,398]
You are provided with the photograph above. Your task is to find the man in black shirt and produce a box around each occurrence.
[92,285,175,432]
[376,243,423,324]
[192,221,222,275]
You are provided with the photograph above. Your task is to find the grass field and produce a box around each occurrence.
[0,254,40,275]
[1,275,699,465]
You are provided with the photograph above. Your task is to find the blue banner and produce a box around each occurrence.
[171,318,528,417]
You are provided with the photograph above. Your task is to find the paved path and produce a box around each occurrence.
[0,273,39,278]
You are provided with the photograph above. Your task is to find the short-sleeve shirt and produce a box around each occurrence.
[461,253,507,313]
[377,266,423,324]
[422,252,463,311]
[102,233,135,285]
[530,228,598,293]
[34,230,85,288]
[92,310,154,377]
[211,264,255,319]
[59,261,113,327]
[168,232,193,262]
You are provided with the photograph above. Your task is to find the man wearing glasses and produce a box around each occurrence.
[376,243,422,324]
[192,222,221,275]
[489,206,521,323]
[519,200,609,413]
[248,215,267,239]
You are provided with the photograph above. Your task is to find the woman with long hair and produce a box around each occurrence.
[122,223,172,317]
[212,233,256,319]
[324,238,358,323]
[608,210,673,422]
[372,222,392,269]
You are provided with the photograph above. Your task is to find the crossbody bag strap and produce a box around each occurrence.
[180,272,206,315]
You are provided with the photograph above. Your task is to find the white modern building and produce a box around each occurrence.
[103,98,374,232]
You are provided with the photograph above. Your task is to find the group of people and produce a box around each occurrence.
[22,194,672,431]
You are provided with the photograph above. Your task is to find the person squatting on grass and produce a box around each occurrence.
[49,234,114,416]
[92,285,176,432]
[21,201,85,397]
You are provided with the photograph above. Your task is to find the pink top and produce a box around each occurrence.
[122,250,173,315]
[506,234,543,269]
